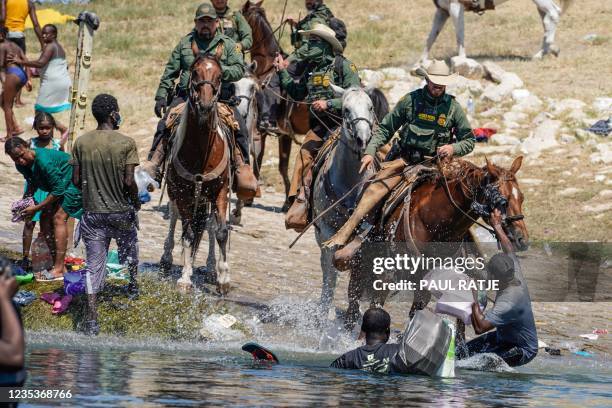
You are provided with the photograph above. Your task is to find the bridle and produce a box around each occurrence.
[188,60,221,114]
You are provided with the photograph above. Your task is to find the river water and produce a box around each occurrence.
[18,331,612,407]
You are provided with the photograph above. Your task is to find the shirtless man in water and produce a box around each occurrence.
[0,26,31,140]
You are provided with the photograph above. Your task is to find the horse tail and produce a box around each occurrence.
[366,87,390,123]
[559,0,574,14]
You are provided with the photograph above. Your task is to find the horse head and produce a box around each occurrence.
[242,0,265,15]
[234,62,259,120]
[189,54,223,114]
[332,85,375,155]
[482,156,530,251]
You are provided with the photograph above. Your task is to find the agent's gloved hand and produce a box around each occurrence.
[154,98,167,118]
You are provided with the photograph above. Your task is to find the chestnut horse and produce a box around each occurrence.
[242,0,310,210]
[344,156,529,328]
[161,54,232,294]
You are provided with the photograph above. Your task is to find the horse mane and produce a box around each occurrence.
[365,87,390,123]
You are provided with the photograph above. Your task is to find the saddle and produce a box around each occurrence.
[165,102,239,135]
[379,164,438,227]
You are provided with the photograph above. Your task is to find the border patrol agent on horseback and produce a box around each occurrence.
[260,0,339,130]
[143,3,255,186]
[324,60,476,262]
[212,0,253,53]
[273,23,360,232]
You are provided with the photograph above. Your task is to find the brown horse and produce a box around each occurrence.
[161,54,232,294]
[344,156,529,328]
[242,0,312,210]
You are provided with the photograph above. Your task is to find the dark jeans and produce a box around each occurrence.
[149,95,250,164]
[80,211,139,295]
[459,331,536,367]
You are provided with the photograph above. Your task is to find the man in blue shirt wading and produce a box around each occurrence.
[459,209,538,367]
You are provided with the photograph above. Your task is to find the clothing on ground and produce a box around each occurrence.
[35,46,72,113]
[71,130,140,213]
[16,147,82,218]
[80,211,138,295]
[330,342,403,374]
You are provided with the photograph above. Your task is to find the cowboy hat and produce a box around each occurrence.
[298,23,344,53]
[415,60,458,86]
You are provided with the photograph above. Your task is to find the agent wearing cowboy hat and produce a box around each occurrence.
[273,23,360,231]
[324,60,475,263]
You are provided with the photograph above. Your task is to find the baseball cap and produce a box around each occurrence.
[195,3,217,20]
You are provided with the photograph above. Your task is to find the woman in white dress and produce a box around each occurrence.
[10,24,71,114]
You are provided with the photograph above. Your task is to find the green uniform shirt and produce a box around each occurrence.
[279,49,360,110]
[71,130,140,213]
[216,6,253,51]
[155,32,245,101]
[288,3,334,64]
[365,87,475,158]
[17,148,83,218]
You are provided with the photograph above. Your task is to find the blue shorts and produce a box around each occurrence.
[7,66,27,86]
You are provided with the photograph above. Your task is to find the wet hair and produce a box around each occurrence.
[361,307,391,337]
[4,136,29,154]
[487,253,515,285]
[42,24,58,36]
[91,93,119,124]
[33,111,57,130]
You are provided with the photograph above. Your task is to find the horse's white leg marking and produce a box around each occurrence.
[421,6,450,63]
[320,247,338,318]
[178,226,194,287]
[449,0,466,58]
[533,0,561,58]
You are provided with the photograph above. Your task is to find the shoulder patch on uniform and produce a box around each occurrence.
[235,44,241,53]
[349,63,357,73]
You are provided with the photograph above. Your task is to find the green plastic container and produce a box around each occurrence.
[15,273,34,284]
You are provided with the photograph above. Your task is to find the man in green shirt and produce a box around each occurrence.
[273,24,360,231]
[71,94,140,336]
[144,3,253,185]
[212,0,252,53]
[324,60,475,260]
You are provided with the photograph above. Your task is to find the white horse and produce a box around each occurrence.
[420,0,574,62]
[311,86,377,323]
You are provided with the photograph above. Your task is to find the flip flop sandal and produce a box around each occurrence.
[40,292,61,305]
[36,270,64,282]
[52,295,73,314]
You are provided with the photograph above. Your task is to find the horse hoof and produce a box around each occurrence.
[217,282,231,296]
[229,212,242,225]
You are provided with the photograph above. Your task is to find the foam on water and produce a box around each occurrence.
[457,353,515,372]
